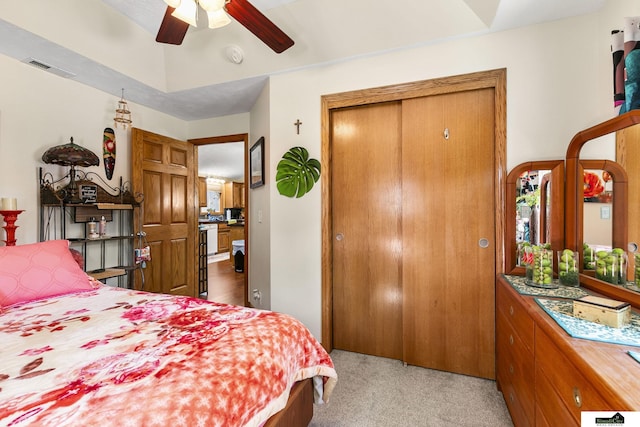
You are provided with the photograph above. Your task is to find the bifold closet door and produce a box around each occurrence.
[331,102,403,360]
[402,89,496,379]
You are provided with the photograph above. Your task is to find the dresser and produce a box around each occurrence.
[496,275,640,426]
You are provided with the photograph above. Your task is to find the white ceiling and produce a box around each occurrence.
[0,0,606,122]
[198,141,245,180]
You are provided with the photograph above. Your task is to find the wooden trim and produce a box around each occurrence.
[321,69,507,351]
[563,111,640,309]
[539,172,551,246]
[190,134,248,145]
[565,110,640,252]
[187,133,250,306]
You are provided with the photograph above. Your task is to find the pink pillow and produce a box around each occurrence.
[0,240,94,307]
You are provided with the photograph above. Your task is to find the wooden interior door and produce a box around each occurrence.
[331,102,403,360]
[402,89,496,379]
[132,128,197,296]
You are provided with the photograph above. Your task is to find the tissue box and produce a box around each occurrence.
[573,296,631,328]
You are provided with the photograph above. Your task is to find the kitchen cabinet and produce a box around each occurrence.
[230,224,245,243]
[218,223,230,253]
[39,171,142,288]
[198,177,207,207]
[496,275,640,426]
[224,181,245,209]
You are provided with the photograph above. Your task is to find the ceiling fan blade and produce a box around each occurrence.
[225,0,294,53]
[156,6,189,45]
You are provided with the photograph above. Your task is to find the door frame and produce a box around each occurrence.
[190,133,250,306]
[320,69,507,350]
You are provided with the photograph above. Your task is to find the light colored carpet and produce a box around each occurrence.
[310,350,514,427]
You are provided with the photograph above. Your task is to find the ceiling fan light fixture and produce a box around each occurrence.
[199,0,225,12]
[207,9,231,29]
[172,0,198,27]
[163,0,181,8]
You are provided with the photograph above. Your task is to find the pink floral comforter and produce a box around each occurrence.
[0,286,337,426]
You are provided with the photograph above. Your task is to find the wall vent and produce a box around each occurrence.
[22,57,76,78]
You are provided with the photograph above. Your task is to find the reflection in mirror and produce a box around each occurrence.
[505,161,564,275]
[565,110,639,307]
[582,168,614,269]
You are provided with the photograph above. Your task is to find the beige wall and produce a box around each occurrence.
[0,54,187,245]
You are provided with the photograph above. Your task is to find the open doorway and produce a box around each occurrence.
[191,133,249,307]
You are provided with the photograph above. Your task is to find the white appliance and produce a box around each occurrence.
[200,223,218,256]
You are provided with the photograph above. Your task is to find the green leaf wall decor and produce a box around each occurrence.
[276,146,321,198]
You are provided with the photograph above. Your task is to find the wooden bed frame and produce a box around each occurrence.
[265,378,314,427]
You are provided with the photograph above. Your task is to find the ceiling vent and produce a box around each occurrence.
[22,57,76,78]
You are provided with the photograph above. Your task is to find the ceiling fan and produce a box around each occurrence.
[156,0,294,53]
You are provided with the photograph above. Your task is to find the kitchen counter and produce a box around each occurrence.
[199,219,245,226]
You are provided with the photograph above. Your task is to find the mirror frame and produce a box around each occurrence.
[505,160,565,275]
[565,110,640,307]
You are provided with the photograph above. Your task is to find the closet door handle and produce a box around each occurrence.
[335,233,344,241]
[478,238,490,248]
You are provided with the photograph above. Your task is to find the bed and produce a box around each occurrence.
[0,240,337,426]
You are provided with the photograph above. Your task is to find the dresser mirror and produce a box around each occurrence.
[505,160,564,275]
[579,160,628,275]
[565,110,640,307]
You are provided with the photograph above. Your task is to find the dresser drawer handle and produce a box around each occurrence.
[509,335,514,345]
[573,387,582,408]
[509,305,514,316]
[509,364,514,374]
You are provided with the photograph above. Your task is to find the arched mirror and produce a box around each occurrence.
[565,110,640,306]
[505,160,564,274]
[578,160,628,275]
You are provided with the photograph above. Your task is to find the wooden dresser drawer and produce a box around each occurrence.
[534,404,552,427]
[500,378,532,427]
[535,327,609,425]
[535,364,579,427]
[497,309,535,425]
[497,279,535,352]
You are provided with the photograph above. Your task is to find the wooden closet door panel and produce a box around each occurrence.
[331,102,403,360]
[402,89,496,379]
